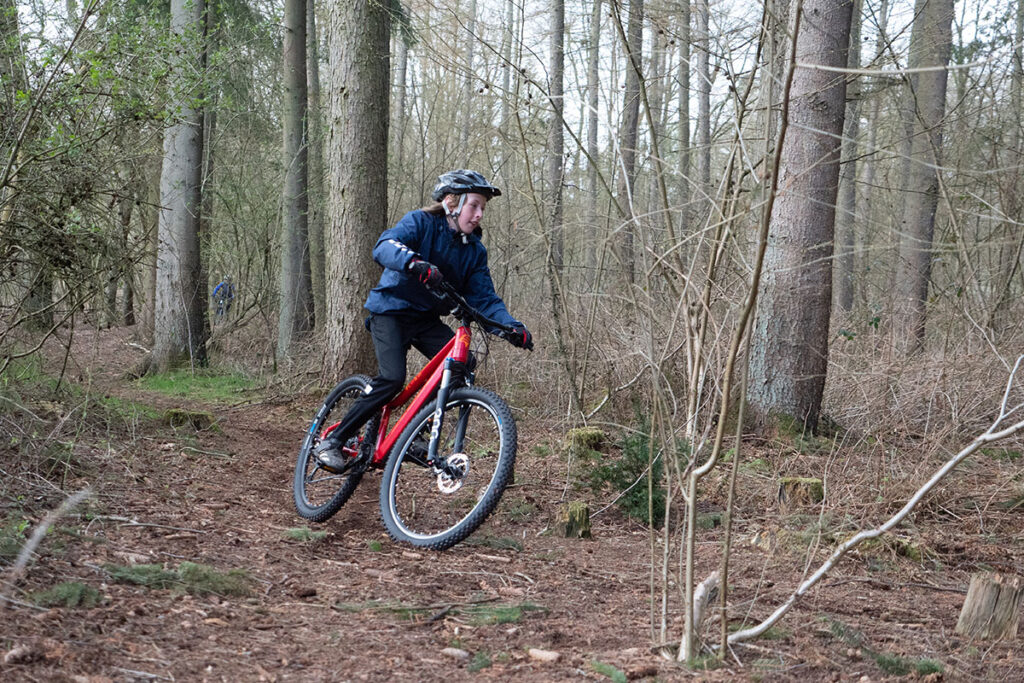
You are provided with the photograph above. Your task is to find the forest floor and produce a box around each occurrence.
[3,325,1024,682]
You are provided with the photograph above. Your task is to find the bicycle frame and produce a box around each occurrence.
[323,321,473,468]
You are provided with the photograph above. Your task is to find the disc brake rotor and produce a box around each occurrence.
[436,453,469,493]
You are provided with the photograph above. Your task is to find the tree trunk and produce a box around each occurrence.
[307,0,326,332]
[833,0,861,312]
[646,15,667,253]
[197,0,217,349]
[278,0,314,360]
[546,0,565,274]
[894,0,954,353]
[613,0,643,286]
[24,263,53,332]
[858,0,888,311]
[955,573,1023,640]
[748,0,853,433]
[460,0,477,153]
[987,0,1024,331]
[324,0,390,377]
[676,0,691,240]
[393,27,410,175]
[585,0,602,275]
[119,191,136,327]
[142,158,161,343]
[696,0,710,191]
[152,0,207,372]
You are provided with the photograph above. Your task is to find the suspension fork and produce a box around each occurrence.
[426,324,472,471]
[427,359,455,470]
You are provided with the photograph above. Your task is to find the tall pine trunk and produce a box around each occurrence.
[278,0,314,359]
[748,0,853,432]
[696,0,710,192]
[676,0,691,240]
[152,0,207,372]
[324,0,390,377]
[613,0,643,286]
[547,0,565,274]
[460,0,477,153]
[894,0,954,352]
[306,0,326,331]
[834,0,862,312]
[585,0,602,275]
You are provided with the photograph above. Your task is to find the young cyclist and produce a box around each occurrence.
[212,275,235,318]
[314,170,533,472]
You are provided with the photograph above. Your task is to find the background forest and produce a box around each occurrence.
[3,0,1024,678]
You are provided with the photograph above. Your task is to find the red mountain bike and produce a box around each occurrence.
[293,282,522,550]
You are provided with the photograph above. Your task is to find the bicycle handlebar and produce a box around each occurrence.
[431,281,517,337]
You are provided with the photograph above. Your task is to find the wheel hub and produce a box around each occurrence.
[436,453,469,493]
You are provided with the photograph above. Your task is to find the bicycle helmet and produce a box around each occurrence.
[430,169,502,202]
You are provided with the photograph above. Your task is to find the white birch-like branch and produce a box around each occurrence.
[728,356,1024,645]
[0,488,92,610]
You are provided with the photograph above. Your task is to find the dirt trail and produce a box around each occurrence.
[4,326,1024,681]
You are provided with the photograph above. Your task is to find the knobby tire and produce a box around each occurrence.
[378,386,516,550]
[293,374,375,522]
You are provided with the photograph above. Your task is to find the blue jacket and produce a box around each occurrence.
[212,281,234,300]
[364,210,520,329]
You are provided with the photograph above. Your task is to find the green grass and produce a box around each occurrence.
[104,563,178,589]
[367,539,383,552]
[915,658,944,675]
[826,617,941,676]
[468,651,492,672]
[0,516,30,563]
[93,394,161,421]
[31,582,102,608]
[177,561,252,596]
[590,660,628,682]
[502,499,539,523]
[333,599,546,626]
[283,527,327,542]
[461,602,546,626]
[741,457,772,474]
[696,511,722,529]
[134,369,259,403]
[105,561,252,597]
[981,447,1022,462]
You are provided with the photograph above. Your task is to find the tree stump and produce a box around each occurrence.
[555,500,592,539]
[777,477,824,513]
[955,573,1023,640]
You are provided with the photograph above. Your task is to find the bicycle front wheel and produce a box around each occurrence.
[379,386,516,550]
[293,374,375,522]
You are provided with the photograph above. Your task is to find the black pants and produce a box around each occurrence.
[326,312,455,444]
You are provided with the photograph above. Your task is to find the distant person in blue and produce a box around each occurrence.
[212,275,235,319]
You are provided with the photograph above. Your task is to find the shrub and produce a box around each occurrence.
[587,420,687,527]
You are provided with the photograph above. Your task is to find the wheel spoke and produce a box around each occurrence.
[380,387,516,549]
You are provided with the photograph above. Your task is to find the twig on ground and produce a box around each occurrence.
[1,488,92,608]
[727,356,1024,646]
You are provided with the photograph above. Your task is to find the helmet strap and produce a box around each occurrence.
[445,193,467,219]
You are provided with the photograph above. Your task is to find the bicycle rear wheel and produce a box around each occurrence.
[379,386,516,550]
[293,374,376,522]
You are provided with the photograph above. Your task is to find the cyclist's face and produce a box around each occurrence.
[455,193,488,234]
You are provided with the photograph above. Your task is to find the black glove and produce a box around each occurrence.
[407,259,444,288]
[508,325,533,351]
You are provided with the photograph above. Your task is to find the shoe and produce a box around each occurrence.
[313,439,349,473]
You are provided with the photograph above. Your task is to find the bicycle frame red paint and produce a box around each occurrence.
[366,323,472,465]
